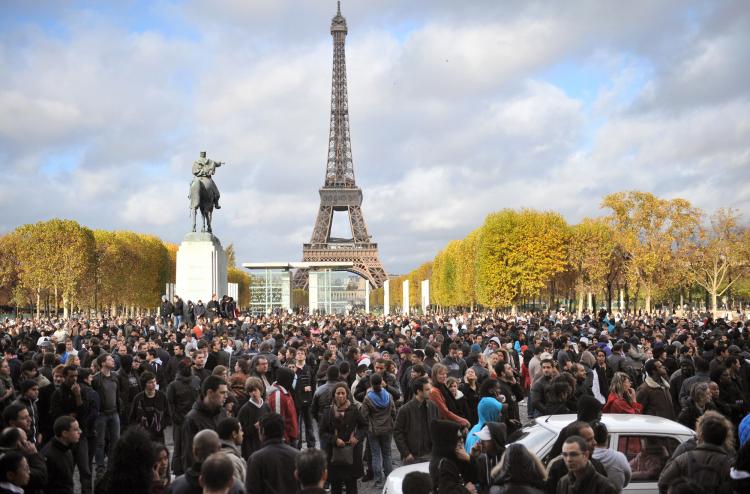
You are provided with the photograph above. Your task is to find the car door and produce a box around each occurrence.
[612,433,684,494]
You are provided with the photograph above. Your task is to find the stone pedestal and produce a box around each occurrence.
[175,232,227,305]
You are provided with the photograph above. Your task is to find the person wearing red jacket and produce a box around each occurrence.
[268,367,299,445]
[603,371,644,414]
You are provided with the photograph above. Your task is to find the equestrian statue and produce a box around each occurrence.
[190,151,224,233]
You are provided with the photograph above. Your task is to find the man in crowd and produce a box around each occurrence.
[181,375,228,470]
[245,413,298,494]
[394,377,438,465]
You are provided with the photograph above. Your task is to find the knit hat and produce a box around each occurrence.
[470,344,482,354]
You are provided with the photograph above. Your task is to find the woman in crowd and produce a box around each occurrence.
[602,371,643,414]
[448,377,471,423]
[489,443,546,494]
[319,382,366,494]
[429,419,477,493]
[95,427,159,494]
[460,368,480,427]
[430,364,471,429]
[678,382,712,430]
[152,442,170,494]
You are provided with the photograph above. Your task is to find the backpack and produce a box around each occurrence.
[686,451,728,493]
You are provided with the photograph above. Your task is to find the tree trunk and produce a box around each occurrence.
[645,286,652,314]
[35,288,41,319]
[54,285,58,317]
[587,292,593,312]
[577,293,584,317]
[607,281,613,314]
[711,290,718,314]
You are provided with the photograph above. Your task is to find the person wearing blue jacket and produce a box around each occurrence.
[465,396,502,453]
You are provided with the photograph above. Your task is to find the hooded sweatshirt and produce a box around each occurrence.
[362,387,396,435]
[465,397,502,452]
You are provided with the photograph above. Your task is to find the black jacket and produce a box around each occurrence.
[181,400,227,469]
[393,398,439,461]
[237,399,271,458]
[353,371,401,403]
[49,384,87,424]
[556,462,618,494]
[166,375,200,425]
[245,438,299,494]
[41,438,74,494]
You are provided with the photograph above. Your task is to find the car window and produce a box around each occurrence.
[509,424,557,461]
[617,435,680,482]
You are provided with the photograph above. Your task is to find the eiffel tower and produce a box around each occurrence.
[300,2,387,288]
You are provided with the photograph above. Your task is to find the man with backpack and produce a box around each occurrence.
[658,411,733,493]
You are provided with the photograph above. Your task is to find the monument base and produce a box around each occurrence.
[175,232,228,305]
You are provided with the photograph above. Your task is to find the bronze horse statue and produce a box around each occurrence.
[189,152,223,233]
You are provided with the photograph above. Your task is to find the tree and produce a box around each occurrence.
[602,191,700,313]
[686,209,750,313]
[476,209,569,313]
[455,229,479,308]
[568,218,616,315]
[228,267,251,308]
[225,243,237,269]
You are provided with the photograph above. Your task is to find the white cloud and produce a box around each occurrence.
[1,0,749,275]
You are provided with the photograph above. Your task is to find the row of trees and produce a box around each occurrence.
[0,219,251,317]
[383,191,750,314]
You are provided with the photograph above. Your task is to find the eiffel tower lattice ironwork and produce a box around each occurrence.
[301,2,387,288]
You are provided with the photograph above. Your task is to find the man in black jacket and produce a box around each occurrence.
[394,378,439,464]
[558,435,617,494]
[41,416,81,494]
[246,413,298,494]
[167,359,200,475]
[293,348,316,449]
[181,375,227,470]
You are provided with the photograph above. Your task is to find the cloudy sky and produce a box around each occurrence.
[2,0,749,275]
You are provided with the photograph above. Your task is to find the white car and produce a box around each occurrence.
[383,414,695,494]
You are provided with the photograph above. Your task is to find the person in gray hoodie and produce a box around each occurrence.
[361,373,396,488]
[591,422,631,491]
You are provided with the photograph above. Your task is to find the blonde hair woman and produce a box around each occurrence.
[602,371,643,414]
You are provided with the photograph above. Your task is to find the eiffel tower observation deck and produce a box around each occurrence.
[301,2,387,288]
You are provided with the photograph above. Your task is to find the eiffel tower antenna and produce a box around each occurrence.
[299,2,387,288]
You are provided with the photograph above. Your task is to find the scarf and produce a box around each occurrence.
[333,399,350,420]
[366,388,391,409]
[437,382,460,415]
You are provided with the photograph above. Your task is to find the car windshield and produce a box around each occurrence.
[509,423,557,456]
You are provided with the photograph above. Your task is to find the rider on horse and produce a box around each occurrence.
[190,151,222,210]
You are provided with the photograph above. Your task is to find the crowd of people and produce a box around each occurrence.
[0,300,748,494]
